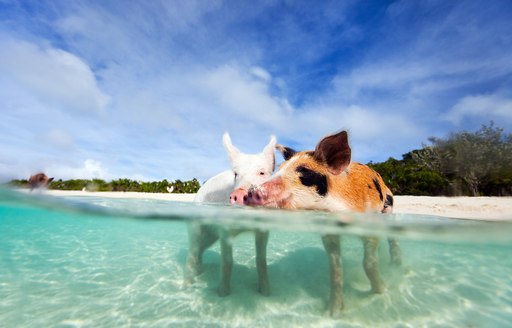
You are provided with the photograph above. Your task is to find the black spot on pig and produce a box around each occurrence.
[372,178,383,202]
[296,166,328,196]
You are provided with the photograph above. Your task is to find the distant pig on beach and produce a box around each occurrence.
[244,130,402,316]
[186,133,276,297]
[28,173,54,190]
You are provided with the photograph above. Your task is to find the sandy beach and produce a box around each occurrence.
[39,190,512,221]
[393,195,512,220]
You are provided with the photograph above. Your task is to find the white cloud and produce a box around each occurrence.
[195,64,292,127]
[250,66,272,83]
[48,159,110,180]
[0,37,109,114]
[446,93,512,124]
[333,63,428,100]
[280,103,422,162]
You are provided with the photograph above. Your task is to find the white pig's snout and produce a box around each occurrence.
[229,188,249,205]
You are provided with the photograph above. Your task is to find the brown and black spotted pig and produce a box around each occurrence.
[28,173,54,190]
[243,130,402,316]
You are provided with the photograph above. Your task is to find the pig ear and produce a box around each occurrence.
[263,135,276,157]
[276,144,297,161]
[263,135,277,168]
[48,177,54,183]
[223,132,240,162]
[314,131,351,175]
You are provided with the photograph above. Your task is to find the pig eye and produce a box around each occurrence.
[234,172,238,179]
[259,171,265,176]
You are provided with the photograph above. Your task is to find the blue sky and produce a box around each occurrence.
[1,0,511,183]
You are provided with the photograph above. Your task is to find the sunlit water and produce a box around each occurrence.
[1,189,511,327]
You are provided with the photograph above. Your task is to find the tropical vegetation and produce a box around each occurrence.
[369,122,512,196]
[8,178,201,194]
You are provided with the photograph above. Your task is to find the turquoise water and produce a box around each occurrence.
[1,190,511,327]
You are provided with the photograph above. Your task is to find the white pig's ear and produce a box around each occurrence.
[263,135,276,157]
[223,132,240,162]
[263,135,277,168]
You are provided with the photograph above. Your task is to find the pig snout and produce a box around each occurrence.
[244,188,265,206]
[229,188,248,205]
[244,177,290,208]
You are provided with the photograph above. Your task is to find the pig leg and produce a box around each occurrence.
[218,229,234,296]
[198,225,221,261]
[185,224,219,285]
[362,236,385,293]
[387,238,402,266]
[381,199,402,266]
[322,234,344,316]
[255,229,270,296]
[185,223,202,285]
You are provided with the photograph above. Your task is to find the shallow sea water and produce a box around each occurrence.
[1,189,511,327]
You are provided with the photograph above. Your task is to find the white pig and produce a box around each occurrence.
[186,132,276,296]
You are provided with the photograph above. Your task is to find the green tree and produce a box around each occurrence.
[413,122,512,196]
[369,154,448,196]
[111,179,140,192]
[49,179,89,190]
[6,179,28,188]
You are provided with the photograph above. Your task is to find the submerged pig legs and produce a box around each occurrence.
[322,234,344,316]
[255,229,270,296]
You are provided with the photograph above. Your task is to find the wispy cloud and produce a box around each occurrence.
[0,37,108,114]
[447,92,512,125]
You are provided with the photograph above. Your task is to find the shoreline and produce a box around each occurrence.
[20,189,512,221]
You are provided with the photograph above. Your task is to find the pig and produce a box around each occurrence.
[186,132,276,297]
[243,130,402,316]
[28,173,54,190]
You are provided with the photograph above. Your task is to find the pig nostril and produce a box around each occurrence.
[243,195,247,202]
[234,196,237,202]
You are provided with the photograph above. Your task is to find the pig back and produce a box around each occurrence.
[194,170,235,203]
